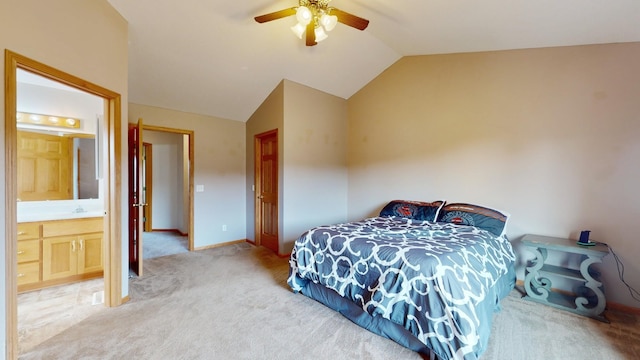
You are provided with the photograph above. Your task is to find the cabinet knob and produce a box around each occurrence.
[17,273,25,278]
[17,250,25,255]
[17,231,26,235]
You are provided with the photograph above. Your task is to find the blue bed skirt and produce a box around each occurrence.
[298,265,516,359]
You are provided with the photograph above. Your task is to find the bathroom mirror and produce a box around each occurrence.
[17,69,103,202]
[17,128,99,201]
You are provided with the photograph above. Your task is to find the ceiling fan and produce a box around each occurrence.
[255,0,369,46]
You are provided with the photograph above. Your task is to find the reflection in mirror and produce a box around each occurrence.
[17,69,104,202]
[16,129,98,201]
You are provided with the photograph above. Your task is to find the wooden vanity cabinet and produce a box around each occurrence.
[17,223,41,287]
[18,217,103,293]
[42,232,103,281]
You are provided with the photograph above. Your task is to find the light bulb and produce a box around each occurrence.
[295,6,312,25]
[314,26,328,42]
[320,14,338,32]
[291,23,306,39]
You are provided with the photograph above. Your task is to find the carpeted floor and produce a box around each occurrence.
[19,243,640,359]
[142,231,189,260]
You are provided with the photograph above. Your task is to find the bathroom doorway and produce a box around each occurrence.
[5,51,122,356]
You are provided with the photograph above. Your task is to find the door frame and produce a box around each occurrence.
[133,124,195,253]
[4,50,123,358]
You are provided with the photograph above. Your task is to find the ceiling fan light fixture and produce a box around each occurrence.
[255,1,369,46]
[320,14,338,32]
[314,26,328,42]
[291,22,306,39]
[295,6,312,25]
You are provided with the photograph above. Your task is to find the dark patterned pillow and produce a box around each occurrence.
[379,200,445,222]
[438,203,510,237]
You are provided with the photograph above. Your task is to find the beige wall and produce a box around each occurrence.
[128,103,246,248]
[144,130,186,232]
[281,80,348,254]
[246,81,284,247]
[246,80,348,255]
[0,0,128,356]
[347,42,640,308]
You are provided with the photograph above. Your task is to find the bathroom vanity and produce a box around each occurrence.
[17,214,104,293]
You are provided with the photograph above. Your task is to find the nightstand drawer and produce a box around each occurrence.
[17,240,40,263]
[17,223,40,241]
[17,262,40,286]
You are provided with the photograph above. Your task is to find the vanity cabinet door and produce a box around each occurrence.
[42,236,78,281]
[77,233,103,274]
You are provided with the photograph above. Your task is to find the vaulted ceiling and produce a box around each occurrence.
[106,0,640,122]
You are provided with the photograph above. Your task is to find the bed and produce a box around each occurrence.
[287,200,516,360]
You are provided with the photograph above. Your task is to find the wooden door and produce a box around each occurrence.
[78,233,103,274]
[254,129,279,253]
[128,119,145,276]
[142,142,153,232]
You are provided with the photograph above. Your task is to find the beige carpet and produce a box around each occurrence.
[19,243,640,359]
[142,231,189,260]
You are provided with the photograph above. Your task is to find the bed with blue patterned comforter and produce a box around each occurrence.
[288,216,516,360]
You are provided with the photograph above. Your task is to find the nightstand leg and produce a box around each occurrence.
[524,247,551,300]
[575,255,607,318]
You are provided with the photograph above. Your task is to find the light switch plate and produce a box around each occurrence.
[196,185,204,192]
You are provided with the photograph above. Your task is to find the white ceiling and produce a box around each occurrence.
[106,0,640,122]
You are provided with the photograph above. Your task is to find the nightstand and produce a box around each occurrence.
[521,234,609,322]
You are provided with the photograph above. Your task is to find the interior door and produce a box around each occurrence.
[255,129,279,254]
[142,142,153,232]
[128,119,145,276]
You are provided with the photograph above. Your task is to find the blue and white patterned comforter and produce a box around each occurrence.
[288,216,516,360]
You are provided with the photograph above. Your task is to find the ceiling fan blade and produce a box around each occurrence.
[306,22,317,46]
[254,7,297,23]
[331,8,369,30]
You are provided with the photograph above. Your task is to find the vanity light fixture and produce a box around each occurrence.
[16,111,81,129]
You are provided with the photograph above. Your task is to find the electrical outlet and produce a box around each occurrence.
[222,225,227,232]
